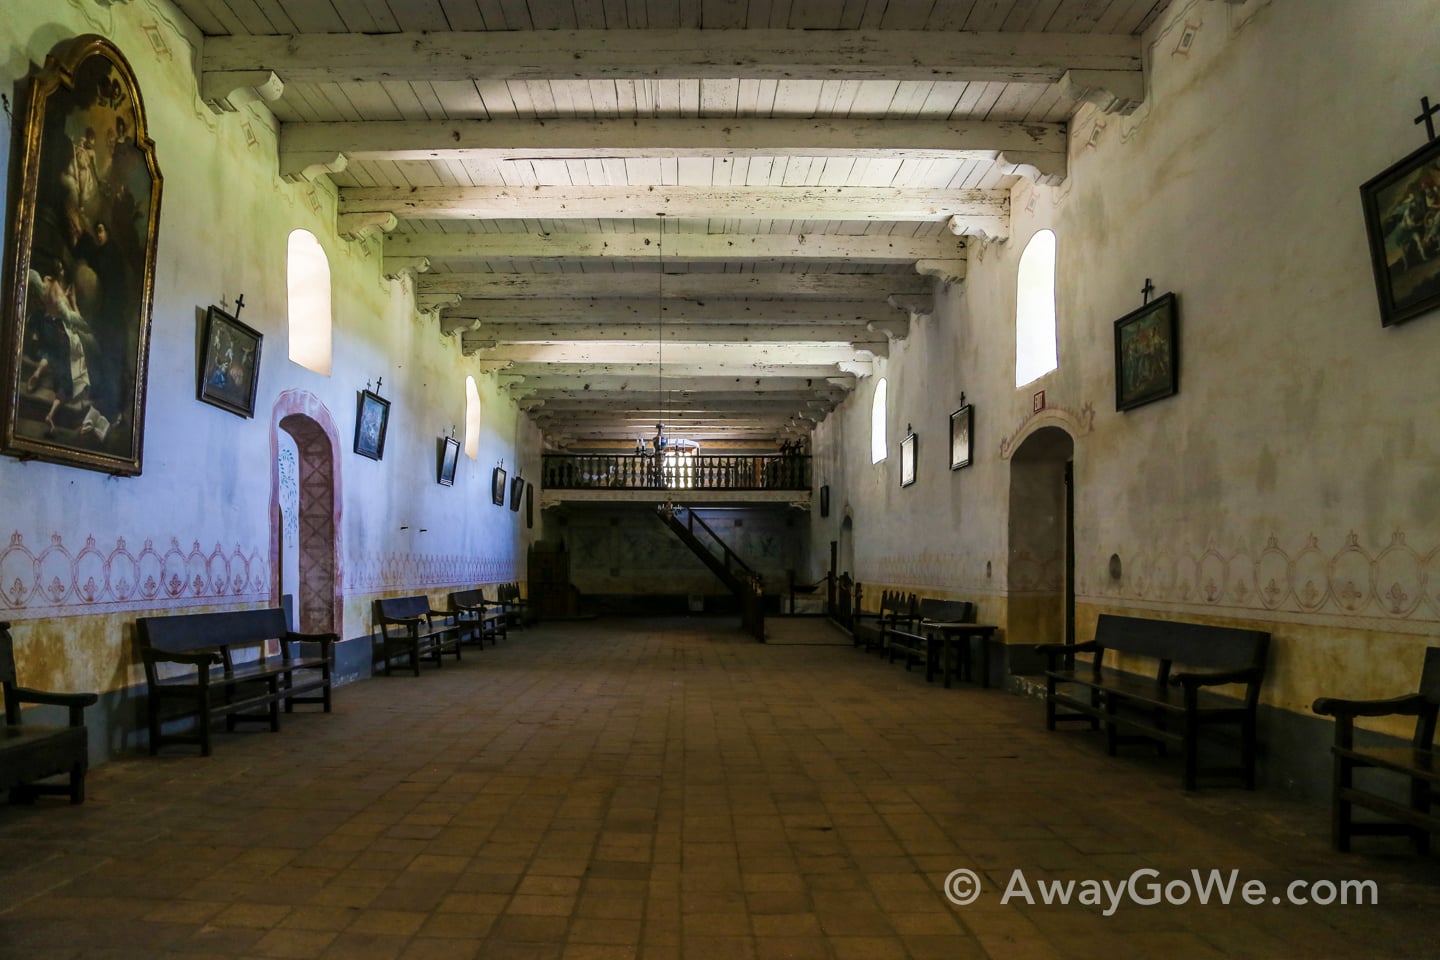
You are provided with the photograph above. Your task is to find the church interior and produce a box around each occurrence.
[3,0,1440,956]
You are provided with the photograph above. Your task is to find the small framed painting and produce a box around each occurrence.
[509,476,524,512]
[1113,292,1179,412]
[437,435,459,486]
[819,484,830,517]
[491,465,507,505]
[197,304,261,418]
[525,481,534,529]
[353,389,389,460]
[1360,136,1440,326]
[949,404,973,470]
[899,431,917,487]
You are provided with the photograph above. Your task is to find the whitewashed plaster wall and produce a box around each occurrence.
[0,0,538,696]
[812,0,1440,735]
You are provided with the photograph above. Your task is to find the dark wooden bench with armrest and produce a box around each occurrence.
[1034,614,1270,790]
[1312,646,1440,853]
[497,582,532,630]
[2,622,98,803]
[447,588,507,647]
[374,595,462,676]
[853,589,916,653]
[136,608,334,757]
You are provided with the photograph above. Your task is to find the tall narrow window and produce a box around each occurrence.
[870,377,888,464]
[287,229,332,375]
[464,376,481,460]
[1015,229,1057,387]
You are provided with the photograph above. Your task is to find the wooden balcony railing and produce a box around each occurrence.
[542,454,811,491]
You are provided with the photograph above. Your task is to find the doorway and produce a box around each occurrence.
[1006,426,1074,648]
[270,391,341,636]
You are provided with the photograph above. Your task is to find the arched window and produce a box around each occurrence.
[870,377,888,464]
[287,229,332,375]
[464,376,481,460]
[1015,229,1057,388]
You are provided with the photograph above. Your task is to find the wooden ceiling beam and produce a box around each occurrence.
[504,374,846,391]
[439,299,905,334]
[203,29,1140,86]
[422,271,929,300]
[497,363,865,381]
[281,117,1065,182]
[343,185,1007,231]
[388,232,965,267]
[465,321,903,344]
[467,342,884,364]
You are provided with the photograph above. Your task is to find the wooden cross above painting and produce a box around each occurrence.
[0,34,163,475]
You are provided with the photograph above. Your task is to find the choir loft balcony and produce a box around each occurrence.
[539,453,812,507]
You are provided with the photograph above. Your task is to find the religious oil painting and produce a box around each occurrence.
[197,305,261,418]
[1,35,163,475]
[949,403,973,470]
[353,389,389,461]
[1113,292,1179,411]
[899,431,917,487]
[437,435,459,486]
[510,476,525,512]
[491,465,507,505]
[1361,137,1440,326]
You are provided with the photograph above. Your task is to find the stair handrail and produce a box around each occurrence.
[672,505,759,582]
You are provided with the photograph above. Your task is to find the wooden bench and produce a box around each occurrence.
[447,588,507,647]
[2,622,98,803]
[374,595,462,676]
[1312,647,1440,853]
[853,589,915,653]
[1034,615,1270,790]
[888,599,982,686]
[136,608,335,757]
[497,582,532,629]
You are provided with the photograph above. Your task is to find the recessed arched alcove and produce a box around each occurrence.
[269,390,342,637]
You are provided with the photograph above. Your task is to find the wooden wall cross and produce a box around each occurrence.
[1416,96,1440,142]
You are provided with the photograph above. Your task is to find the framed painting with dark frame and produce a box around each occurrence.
[197,304,261,418]
[491,465,507,505]
[899,431,917,487]
[525,481,534,529]
[436,435,459,486]
[1,34,164,475]
[1113,292,1179,412]
[949,404,973,470]
[1360,136,1440,327]
[509,476,524,512]
[819,484,830,518]
[353,389,389,460]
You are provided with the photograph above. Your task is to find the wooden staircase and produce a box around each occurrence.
[657,505,767,640]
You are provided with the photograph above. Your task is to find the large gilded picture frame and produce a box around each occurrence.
[1,35,163,475]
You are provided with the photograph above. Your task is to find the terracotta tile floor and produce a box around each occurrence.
[2,617,1438,959]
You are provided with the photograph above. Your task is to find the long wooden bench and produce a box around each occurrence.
[1312,647,1440,853]
[447,588,507,647]
[2,622,98,803]
[497,582,532,630]
[374,595,462,676]
[1034,614,1270,790]
[136,608,335,756]
[853,589,915,653]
